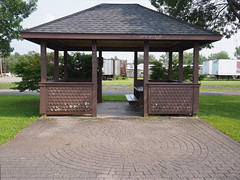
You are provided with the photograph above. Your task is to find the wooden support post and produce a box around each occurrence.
[193,42,199,84]
[193,42,200,115]
[144,41,149,117]
[178,50,183,83]
[92,41,97,116]
[64,50,68,80]
[134,51,138,87]
[40,42,47,82]
[168,51,173,81]
[40,42,47,114]
[97,51,103,103]
[54,50,59,81]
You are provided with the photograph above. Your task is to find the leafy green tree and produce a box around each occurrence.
[66,52,92,80]
[13,52,92,92]
[150,0,240,38]
[13,52,54,92]
[208,51,230,60]
[138,54,157,64]
[150,58,203,81]
[1,52,21,73]
[109,56,119,60]
[150,61,168,80]
[0,0,38,57]
[158,52,207,65]
[234,46,240,59]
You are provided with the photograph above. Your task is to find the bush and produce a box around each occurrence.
[13,52,92,92]
[13,53,54,92]
[150,61,168,80]
[150,60,203,82]
[65,52,92,80]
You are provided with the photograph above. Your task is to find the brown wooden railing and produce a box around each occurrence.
[39,82,93,115]
[147,82,200,115]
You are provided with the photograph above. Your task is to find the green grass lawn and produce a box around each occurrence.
[0,95,40,145]
[102,95,126,101]
[199,96,240,142]
[102,81,134,86]
[0,82,16,89]
[200,81,240,87]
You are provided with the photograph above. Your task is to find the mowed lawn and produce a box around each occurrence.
[199,96,240,142]
[0,95,40,144]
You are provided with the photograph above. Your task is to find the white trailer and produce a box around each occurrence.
[202,60,213,75]
[203,59,240,78]
[102,59,127,79]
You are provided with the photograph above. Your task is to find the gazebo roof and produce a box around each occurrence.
[21,3,222,51]
[25,4,214,35]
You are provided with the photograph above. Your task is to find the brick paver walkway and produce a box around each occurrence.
[0,117,240,180]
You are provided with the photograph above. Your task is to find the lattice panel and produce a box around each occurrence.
[149,87,192,114]
[47,87,92,113]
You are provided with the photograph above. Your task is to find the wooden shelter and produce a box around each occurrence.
[21,4,221,117]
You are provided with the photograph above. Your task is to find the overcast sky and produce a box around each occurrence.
[11,0,240,62]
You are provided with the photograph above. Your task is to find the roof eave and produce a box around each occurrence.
[20,32,222,41]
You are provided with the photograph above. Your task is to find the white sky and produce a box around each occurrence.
[11,0,240,62]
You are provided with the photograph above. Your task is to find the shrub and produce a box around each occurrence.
[13,53,54,92]
[13,52,92,92]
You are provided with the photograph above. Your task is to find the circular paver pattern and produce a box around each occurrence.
[44,119,209,176]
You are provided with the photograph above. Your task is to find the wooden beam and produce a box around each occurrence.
[193,42,199,83]
[40,42,47,82]
[54,49,59,81]
[144,41,149,117]
[92,40,98,116]
[178,50,183,83]
[64,50,68,80]
[134,51,138,87]
[21,32,222,41]
[168,51,173,81]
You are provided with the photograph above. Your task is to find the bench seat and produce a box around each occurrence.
[125,94,138,102]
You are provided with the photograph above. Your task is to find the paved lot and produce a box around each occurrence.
[0,115,240,179]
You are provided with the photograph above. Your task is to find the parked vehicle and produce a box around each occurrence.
[203,59,240,79]
[102,59,127,79]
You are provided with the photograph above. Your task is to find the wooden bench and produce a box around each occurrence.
[125,94,138,103]
[134,86,143,92]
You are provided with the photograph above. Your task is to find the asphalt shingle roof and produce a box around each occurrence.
[25,4,215,35]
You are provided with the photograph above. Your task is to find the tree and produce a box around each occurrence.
[0,0,38,57]
[150,0,240,38]
[150,59,204,81]
[109,56,119,60]
[1,52,21,73]
[234,46,240,59]
[66,52,92,80]
[138,54,157,64]
[158,52,207,65]
[150,61,168,80]
[208,51,230,60]
[13,52,92,92]
[13,52,54,92]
